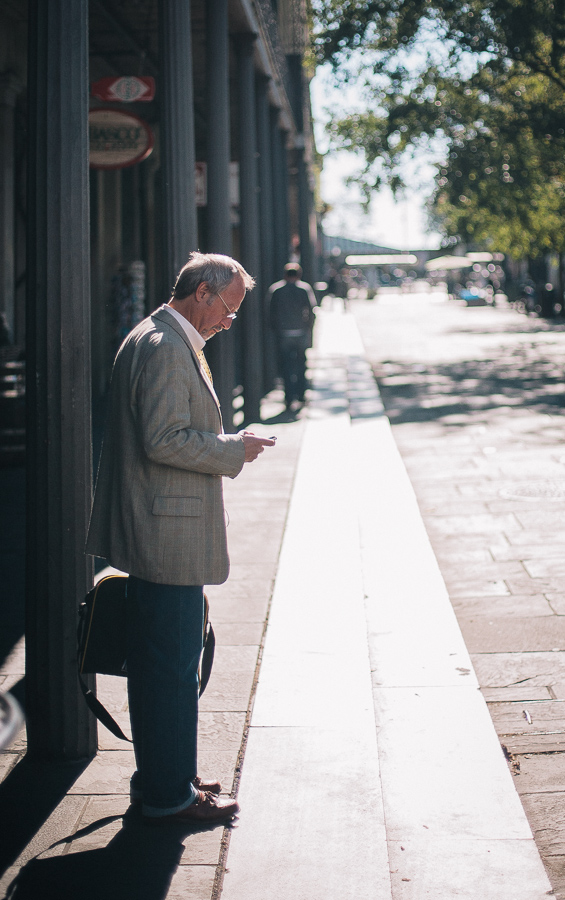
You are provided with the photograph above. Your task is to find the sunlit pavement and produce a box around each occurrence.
[352,288,565,899]
[1,291,561,898]
[221,299,550,900]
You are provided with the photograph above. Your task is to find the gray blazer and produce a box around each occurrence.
[86,307,246,585]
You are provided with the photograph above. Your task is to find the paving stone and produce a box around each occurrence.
[441,562,524,586]
[96,675,128,711]
[197,712,246,751]
[3,721,26,754]
[481,686,552,702]
[424,513,522,535]
[521,792,565,855]
[548,596,565,616]
[431,533,510,551]
[490,542,565,561]
[500,734,565,755]
[506,529,565,546]
[513,754,565,793]
[0,752,20,779]
[62,796,130,853]
[224,531,284,563]
[68,750,134,795]
[433,547,494,562]
[516,510,565,530]
[1,637,24,674]
[166,864,216,899]
[459,617,565,652]
[97,716,133,750]
[212,623,263,645]
[196,749,240,790]
[488,499,565,514]
[223,563,280,583]
[488,699,565,735]
[13,795,88,864]
[505,574,565,595]
[209,645,259,675]
[471,652,565,687]
[550,684,565,700]
[541,854,565,899]
[446,577,511,598]
[199,671,255,713]
[204,593,270,624]
[525,558,565,578]
[177,826,224,866]
[420,500,490,515]
[451,594,554,617]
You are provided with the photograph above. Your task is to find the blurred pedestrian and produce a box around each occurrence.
[268,263,317,410]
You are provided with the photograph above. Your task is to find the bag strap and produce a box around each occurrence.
[78,590,215,740]
[78,672,133,742]
[199,623,215,697]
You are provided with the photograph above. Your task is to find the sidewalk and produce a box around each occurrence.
[0,300,555,899]
[221,305,550,900]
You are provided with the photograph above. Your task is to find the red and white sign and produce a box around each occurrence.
[89,109,154,169]
[91,76,155,103]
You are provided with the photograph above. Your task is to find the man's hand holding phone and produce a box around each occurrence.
[239,431,277,462]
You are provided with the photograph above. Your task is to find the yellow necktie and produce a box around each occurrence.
[197,349,213,384]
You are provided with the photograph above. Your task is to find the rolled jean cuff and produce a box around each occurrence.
[142,782,199,818]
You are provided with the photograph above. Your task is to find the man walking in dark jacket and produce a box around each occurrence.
[268,263,317,410]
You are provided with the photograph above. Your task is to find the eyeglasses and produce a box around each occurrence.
[216,291,237,320]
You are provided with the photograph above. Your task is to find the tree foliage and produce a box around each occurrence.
[313,0,565,255]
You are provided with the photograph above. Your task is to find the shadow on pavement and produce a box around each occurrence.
[374,341,565,427]
[4,809,225,900]
[0,756,90,877]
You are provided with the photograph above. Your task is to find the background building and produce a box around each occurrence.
[0,0,318,759]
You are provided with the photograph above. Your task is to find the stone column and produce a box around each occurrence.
[270,111,290,278]
[236,34,262,424]
[26,0,96,759]
[256,76,275,292]
[296,139,315,286]
[0,72,22,339]
[286,53,315,285]
[159,0,197,291]
[205,0,235,431]
[256,76,277,390]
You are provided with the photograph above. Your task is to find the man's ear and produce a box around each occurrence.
[195,282,210,303]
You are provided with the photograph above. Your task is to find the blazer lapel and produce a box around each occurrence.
[152,307,222,413]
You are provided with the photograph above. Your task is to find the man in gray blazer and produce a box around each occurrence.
[87,252,274,824]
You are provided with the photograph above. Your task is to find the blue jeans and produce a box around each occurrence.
[126,576,204,817]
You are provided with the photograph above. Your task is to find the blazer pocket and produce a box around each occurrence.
[152,496,203,516]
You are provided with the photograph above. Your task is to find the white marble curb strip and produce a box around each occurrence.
[221,320,391,900]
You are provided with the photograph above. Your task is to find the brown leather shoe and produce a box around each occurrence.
[193,775,221,795]
[145,790,239,824]
[131,775,221,805]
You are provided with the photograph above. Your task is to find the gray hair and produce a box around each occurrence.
[172,251,255,300]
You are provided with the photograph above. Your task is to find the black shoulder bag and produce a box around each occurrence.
[77,574,215,742]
